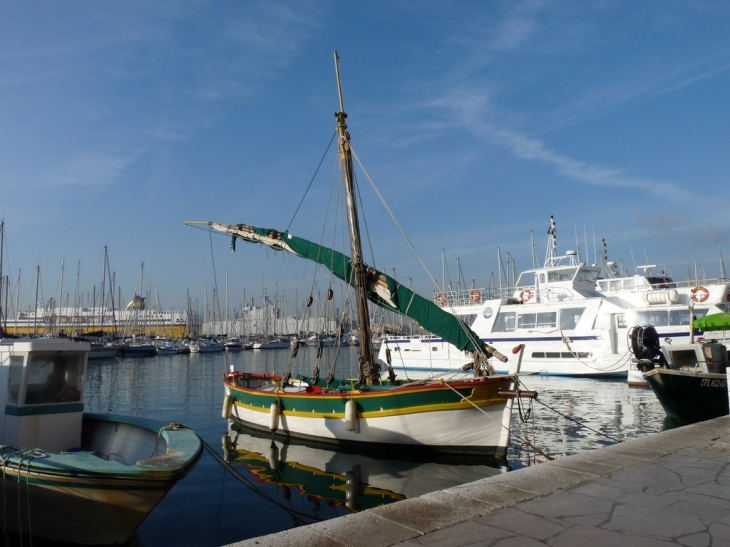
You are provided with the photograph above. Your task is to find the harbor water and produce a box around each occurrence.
[80,347,666,546]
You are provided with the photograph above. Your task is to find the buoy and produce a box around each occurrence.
[344,399,358,432]
[691,285,709,303]
[222,394,233,418]
[269,401,280,432]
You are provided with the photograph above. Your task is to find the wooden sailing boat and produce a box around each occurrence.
[185,52,532,457]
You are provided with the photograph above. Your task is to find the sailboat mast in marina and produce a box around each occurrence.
[334,52,376,384]
[185,52,532,457]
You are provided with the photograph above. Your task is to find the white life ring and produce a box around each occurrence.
[691,286,709,303]
[519,289,533,303]
[469,289,481,303]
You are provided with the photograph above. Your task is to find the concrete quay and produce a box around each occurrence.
[230,416,730,547]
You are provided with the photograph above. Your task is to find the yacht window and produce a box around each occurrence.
[559,307,586,330]
[536,312,557,328]
[609,280,621,290]
[693,309,709,320]
[559,268,576,281]
[493,312,516,332]
[539,273,546,283]
[548,271,560,282]
[635,311,668,327]
[517,313,537,329]
[516,271,535,288]
[531,352,593,359]
[577,268,601,282]
[669,309,691,326]
[616,314,627,328]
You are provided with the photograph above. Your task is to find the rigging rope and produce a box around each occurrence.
[286,131,337,233]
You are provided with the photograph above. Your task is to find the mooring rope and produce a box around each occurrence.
[439,379,553,461]
[201,434,325,523]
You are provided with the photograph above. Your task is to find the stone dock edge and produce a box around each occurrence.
[227,416,730,547]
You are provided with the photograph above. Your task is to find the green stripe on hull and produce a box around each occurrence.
[228,379,509,416]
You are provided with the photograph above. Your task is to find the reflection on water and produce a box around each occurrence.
[509,375,666,467]
[79,349,668,546]
[221,423,507,525]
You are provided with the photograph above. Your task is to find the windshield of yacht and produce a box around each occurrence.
[576,267,601,282]
[547,268,577,282]
[515,271,535,288]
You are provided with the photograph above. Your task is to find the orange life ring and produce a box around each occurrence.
[691,286,709,303]
[519,289,533,303]
[435,292,447,305]
[469,289,481,303]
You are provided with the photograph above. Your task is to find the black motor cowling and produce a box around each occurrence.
[628,325,668,371]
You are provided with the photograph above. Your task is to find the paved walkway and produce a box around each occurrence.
[230,416,730,547]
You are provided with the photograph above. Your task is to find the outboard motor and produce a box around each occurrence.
[628,325,668,372]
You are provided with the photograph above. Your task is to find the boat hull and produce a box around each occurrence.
[0,414,202,545]
[120,344,158,357]
[378,332,629,379]
[643,368,729,423]
[223,373,517,458]
[88,345,119,359]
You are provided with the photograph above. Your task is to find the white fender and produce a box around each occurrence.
[345,470,360,511]
[269,401,280,432]
[267,442,280,472]
[222,394,233,419]
[344,399,358,432]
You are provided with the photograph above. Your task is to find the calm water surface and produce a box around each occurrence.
[82,347,666,546]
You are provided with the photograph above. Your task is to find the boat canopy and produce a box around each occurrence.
[693,312,730,332]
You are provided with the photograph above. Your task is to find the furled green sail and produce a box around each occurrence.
[187,221,505,361]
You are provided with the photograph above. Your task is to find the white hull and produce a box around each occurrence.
[189,343,224,353]
[253,340,290,349]
[230,400,512,450]
[88,345,118,359]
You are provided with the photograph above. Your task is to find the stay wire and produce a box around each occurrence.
[287,130,338,233]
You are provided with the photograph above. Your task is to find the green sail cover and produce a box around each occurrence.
[215,223,487,354]
[693,312,730,332]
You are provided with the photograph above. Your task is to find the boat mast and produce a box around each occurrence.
[0,220,4,333]
[334,51,375,383]
[99,246,107,335]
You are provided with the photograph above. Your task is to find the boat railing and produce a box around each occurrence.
[434,287,513,307]
[598,275,730,293]
[535,286,575,303]
[439,276,730,307]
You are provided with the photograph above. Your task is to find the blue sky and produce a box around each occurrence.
[1,1,729,316]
